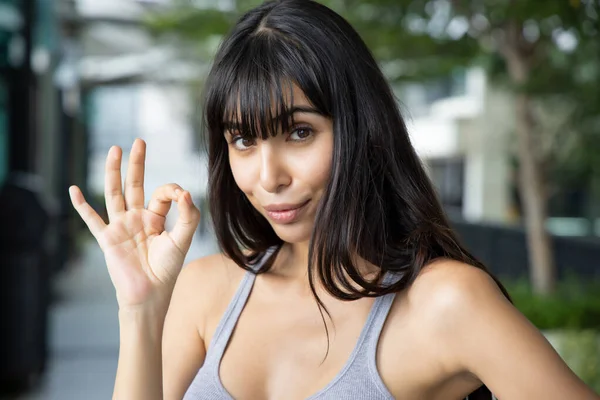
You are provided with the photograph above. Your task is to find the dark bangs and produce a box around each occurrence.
[206,31,330,143]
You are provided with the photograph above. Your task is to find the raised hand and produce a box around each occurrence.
[69,139,201,310]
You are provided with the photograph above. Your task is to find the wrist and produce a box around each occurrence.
[119,298,169,321]
[117,285,173,316]
[118,292,172,329]
[118,305,167,346]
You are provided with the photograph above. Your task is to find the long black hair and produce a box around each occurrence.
[204,1,506,398]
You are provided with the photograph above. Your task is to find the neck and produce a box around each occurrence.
[271,241,380,290]
[275,241,310,281]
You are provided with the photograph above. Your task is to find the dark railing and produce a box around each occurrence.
[450,220,600,281]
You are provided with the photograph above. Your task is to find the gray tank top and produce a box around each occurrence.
[183,249,397,399]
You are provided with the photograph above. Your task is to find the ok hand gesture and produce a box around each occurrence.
[69,139,201,310]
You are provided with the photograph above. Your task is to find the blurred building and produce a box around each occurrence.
[0,0,88,268]
[402,67,600,238]
[0,0,87,392]
[403,68,513,224]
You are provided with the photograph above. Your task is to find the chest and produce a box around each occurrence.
[214,292,373,399]
[202,287,458,400]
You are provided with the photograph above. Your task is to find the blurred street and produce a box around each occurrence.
[16,233,218,400]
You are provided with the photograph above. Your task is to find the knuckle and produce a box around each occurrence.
[127,179,143,188]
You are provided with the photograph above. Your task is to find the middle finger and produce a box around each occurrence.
[124,138,146,210]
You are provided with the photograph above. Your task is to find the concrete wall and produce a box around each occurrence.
[407,68,515,224]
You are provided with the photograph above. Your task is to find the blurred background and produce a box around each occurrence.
[0,0,598,398]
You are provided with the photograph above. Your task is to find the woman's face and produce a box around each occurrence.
[226,85,333,244]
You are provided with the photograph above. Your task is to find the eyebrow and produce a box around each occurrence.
[223,106,323,132]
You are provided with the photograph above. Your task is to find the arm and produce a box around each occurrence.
[423,262,599,399]
[162,262,208,400]
[69,139,201,400]
[115,256,215,400]
[114,300,171,400]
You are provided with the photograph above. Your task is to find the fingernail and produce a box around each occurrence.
[175,188,182,196]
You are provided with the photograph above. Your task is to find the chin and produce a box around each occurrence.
[270,221,313,244]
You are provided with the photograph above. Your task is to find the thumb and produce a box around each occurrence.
[170,191,200,253]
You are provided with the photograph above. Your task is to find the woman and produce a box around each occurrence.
[69,0,599,399]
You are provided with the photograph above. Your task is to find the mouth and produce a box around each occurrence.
[263,200,310,224]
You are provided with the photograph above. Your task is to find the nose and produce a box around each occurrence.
[259,142,291,193]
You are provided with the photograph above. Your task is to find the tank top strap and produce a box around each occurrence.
[362,272,401,359]
[207,247,276,361]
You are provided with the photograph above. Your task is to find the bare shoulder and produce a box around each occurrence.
[406,258,507,316]
[376,260,505,396]
[179,252,246,293]
[166,251,249,350]
[383,259,510,375]
[172,252,247,314]
[397,258,511,340]
[162,254,247,400]
[383,259,506,345]
[387,259,597,399]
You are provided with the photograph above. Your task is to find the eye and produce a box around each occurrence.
[289,126,313,141]
[231,136,256,151]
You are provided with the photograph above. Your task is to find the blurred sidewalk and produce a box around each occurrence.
[19,233,218,400]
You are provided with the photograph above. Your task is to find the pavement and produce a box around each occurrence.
[16,232,218,400]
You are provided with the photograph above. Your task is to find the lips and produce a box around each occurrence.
[263,200,310,224]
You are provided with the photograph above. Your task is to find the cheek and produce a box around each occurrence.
[294,137,333,190]
[229,155,256,195]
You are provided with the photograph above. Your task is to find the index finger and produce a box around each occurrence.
[147,183,183,218]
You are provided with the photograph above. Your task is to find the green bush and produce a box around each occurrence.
[558,330,600,393]
[505,278,600,392]
[505,278,600,330]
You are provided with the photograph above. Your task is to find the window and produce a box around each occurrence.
[88,85,139,153]
[428,157,465,218]
[423,69,467,105]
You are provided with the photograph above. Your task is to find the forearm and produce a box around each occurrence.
[113,305,168,400]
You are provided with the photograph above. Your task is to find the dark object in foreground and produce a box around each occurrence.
[0,175,50,395]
